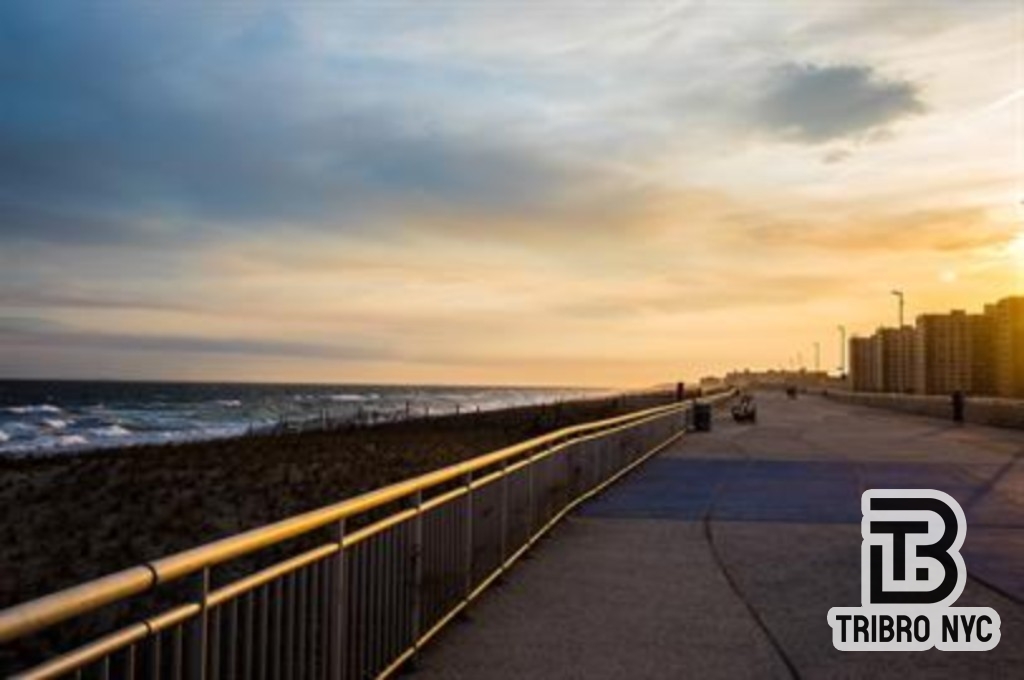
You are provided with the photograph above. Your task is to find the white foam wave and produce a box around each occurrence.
[41,418,70,430]
[215,399,242,408]
[0,431,9,444]
[6,404,62,415]
[56,435,88,447]
[93,425,131,438]
[330,394,372,402]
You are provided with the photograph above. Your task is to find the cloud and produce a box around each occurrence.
[0,3,610,247]
[821,148,852,164]
[0,2,1018,385]
[736,207,1016,253]
[0,316,66,334]
[756,63,925,143]
[550,271,856,319]
[0,287,193,313]
[0,317,394,361]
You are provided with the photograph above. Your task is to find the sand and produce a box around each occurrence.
[0,393,674,611]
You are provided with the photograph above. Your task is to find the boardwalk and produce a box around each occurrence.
[414,391,1024,679]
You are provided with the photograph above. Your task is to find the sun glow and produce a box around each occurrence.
[1009,231,1024,265]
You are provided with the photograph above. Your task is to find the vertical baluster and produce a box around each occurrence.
[298,567,308,680]
[284,573,295,680]
[399,522,409,655]
[124,644,136,679]
[258,586,269,680]
[424,506,434,628]
[395,523,405,658]
[386,527,396,668]
[356,540,368,680]
[308,560,319,678]
[463,473,474,598]
[272,579,283,680]
[320,559,330,680]
[241,593,253,680]
[411,490,424,658]
[149,632,161,680]
[527,453,536,539]
[399,521,409,654]
[208,607,220,680]
[328,519,346,680]
[172,625,184,680]
[373,532,384,674]
[499,461,509,567]
[365,537,375,675]
[370,536,380,676]
[185,568,211,680]
[347,544,356,679]
[381,528,392,669]
[225,598,238,680]
[452,500,460,604]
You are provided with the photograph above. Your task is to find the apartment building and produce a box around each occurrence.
[989,296,1024,398]
[914,311,983,394]
[850,295,1024,398]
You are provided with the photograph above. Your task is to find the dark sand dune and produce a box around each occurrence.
[0,394,673,611]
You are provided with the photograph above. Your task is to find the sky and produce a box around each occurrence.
[1,1,1022,387]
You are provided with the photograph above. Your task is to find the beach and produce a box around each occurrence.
[0,392,674,613]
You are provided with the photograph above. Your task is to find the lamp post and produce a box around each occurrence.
[837,325,847,376]
[891,289,905,328]
[814,342,821,371]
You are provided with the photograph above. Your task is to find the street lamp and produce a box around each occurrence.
[891,289,905,328]
[814,341,821,371]
[837,325,847,376]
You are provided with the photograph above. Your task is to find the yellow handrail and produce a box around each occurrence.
[0,399,689,643]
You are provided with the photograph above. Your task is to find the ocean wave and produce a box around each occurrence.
[92,425,132,438]
[0,385,599,456]
[6,404,62,415]
[3,421,37,435]
[330,393,376,402]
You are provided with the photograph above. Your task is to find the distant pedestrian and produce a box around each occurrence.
[952,390,965,423]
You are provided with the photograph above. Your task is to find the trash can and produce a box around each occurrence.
[693,402,712,432]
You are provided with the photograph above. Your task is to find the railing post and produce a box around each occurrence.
[187,567,210,680]
[499,461,509,565]
[328,519,346,680]
[410,490,424,654]
[463,472,474,598]
[527,451,536,538]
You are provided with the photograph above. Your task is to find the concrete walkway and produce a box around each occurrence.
[413,392,1024,679]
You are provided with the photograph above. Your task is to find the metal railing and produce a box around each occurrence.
[0,392,732,679]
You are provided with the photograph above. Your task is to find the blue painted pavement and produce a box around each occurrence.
[581,456,1024,601]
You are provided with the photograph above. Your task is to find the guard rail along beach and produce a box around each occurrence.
[0,389,735,679]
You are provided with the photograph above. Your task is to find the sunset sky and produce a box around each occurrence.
[1,1,1022,387]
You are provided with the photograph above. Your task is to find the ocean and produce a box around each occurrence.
[0,380,601,456]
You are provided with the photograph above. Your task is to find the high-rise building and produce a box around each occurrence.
[873,326,916,393]
[846,294,1022,398]
[914,311,977,395]
[989,296,1024,398]
[850,336,878,392]
[970,312,997,396]
[897,325,918,393]
[850,329,913,393]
